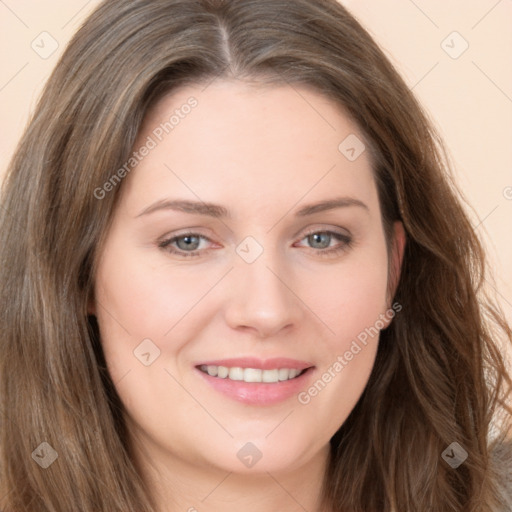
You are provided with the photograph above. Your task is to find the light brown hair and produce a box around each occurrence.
[1,0,511,510]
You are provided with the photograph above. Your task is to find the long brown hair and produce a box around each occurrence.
[1,0,511,510]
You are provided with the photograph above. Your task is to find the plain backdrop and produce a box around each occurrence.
[0,1,511,360]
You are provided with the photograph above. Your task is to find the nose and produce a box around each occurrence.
[223,247,302,338]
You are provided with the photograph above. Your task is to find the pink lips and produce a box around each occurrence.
[194,357,315,406]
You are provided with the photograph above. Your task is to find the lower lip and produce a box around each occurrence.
[195,367,315,406]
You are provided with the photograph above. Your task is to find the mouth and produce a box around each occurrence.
[197,364,309,383]
[194,358,316,406]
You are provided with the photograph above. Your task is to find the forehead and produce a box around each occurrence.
[120,80,378,217]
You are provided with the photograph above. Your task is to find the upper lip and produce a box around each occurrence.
[195,357,314,371]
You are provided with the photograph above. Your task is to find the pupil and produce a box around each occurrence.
[310,232,330,249]
[178,235,199,250]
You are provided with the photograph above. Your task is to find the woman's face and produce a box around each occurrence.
[91,80,405,479]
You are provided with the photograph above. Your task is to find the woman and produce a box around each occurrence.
[1,0,511,510]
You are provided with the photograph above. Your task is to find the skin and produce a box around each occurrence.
[90,79,406,512]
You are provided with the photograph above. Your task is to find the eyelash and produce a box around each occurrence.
[158,228,354,259]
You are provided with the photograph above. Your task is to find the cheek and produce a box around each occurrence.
[296,245,389,347]
[94,247,217,341]
[93,248,185,379]
[92,249,212,425]
[291,244,388,421]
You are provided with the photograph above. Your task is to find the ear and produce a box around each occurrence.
[385,220,406,314]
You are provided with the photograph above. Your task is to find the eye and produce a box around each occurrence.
[158,232,213,258]
[158,228,354,259]
[295,229,353,258]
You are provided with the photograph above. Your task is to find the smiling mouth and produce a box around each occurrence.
[197,365,309,383]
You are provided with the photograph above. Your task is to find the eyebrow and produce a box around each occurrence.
[136,196,369,219]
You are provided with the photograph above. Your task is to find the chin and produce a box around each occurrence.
[201,434,322,475]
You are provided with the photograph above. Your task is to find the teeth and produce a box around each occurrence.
[228,367,244,381]
[217,365,229,378]
[262,368,279,383]
[200,365,305,383]
[244,368,262,382]
[278,368,289,381]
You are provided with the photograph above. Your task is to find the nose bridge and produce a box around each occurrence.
[224,236,300,336]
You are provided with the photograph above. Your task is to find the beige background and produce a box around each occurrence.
[1,1,511,343]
